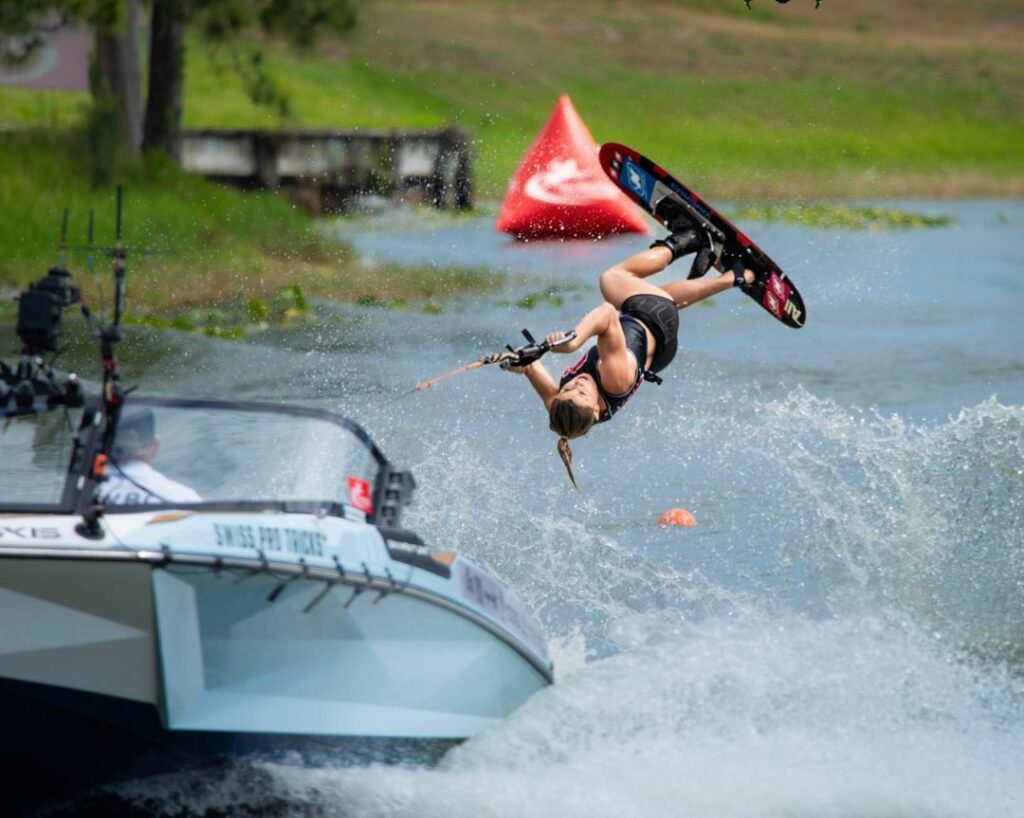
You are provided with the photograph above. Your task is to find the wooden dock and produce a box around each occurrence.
[180,127,473,213]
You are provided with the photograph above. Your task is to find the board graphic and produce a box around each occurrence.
[599,142,806,329]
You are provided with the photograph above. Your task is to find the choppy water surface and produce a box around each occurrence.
[56,201,1024,815]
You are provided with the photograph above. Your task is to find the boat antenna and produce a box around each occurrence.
[99,185,127,442]
[86,207,106,324]
[57,207,69,271]
[112,185,126,328]
[77,185,131,539]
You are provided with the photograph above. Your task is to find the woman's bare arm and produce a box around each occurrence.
[545,302,634,392]
[520,360,560,409]
[545,302,618,354]
[510,305,614,410]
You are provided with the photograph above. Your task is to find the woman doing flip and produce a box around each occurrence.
[511,222,754,488]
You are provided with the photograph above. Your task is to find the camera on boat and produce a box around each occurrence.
[16,266,82,354]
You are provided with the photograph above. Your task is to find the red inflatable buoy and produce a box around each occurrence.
[497,95,649,240]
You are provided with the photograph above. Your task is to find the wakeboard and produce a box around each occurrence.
[599,142,806,329]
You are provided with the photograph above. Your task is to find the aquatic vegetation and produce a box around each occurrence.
[202,326,247,340]
[247,297,270,322]
[125,283,314,341]
[279,284,309,312]
[516,286,566,310]
[730,203,955,230]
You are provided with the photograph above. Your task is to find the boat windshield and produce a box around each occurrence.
[100,400,382,513]
[0,409,82,507]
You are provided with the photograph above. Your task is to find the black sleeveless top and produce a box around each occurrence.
[559,315,654,423]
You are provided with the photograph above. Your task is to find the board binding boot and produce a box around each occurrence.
[653,194,696,234]
[687,238,718,280]
[651,228,718,281]
[651,195,719,280]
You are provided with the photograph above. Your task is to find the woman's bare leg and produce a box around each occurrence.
[598,247,675,309]
[599,246,751,310]
[662,271,750,310]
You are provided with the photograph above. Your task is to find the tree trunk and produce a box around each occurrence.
[92,0,144,154]
[142,0,187,160]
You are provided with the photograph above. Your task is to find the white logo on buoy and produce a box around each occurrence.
[524,158,618,205]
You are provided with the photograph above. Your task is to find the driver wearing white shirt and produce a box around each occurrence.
[100,406,201,505]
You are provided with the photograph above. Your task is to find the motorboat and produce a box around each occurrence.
[0,193,552,810]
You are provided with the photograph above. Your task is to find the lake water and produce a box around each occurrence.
[43,200,1024,816]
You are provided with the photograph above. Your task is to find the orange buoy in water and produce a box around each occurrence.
[658,508,696,527]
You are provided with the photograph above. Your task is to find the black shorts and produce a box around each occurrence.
[621,294,679,373]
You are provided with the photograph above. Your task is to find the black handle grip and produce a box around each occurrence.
[499,329,577,370]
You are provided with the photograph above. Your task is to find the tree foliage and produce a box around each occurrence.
[172,0,357,149]
[2,0,359,159]
[194,0,358,117]
[197,0,357,46]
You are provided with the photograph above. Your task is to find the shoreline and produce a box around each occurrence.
[1,195,990,327]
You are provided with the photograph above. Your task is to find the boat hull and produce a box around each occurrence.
[2,674,456,814]
[0,549,549,810]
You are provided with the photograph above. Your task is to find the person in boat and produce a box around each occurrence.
[511,220,754,488]
[99,406,201,505]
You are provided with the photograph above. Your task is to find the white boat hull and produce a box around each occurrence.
[0,511,552,805]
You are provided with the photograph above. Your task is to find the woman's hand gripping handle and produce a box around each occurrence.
[501,329,577,373]
[543,330,583,354]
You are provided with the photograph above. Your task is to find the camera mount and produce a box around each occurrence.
[2,190,128,417]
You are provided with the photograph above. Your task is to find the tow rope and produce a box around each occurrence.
[413,329,576,393]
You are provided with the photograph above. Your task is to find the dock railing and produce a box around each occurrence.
[180,127,473,212]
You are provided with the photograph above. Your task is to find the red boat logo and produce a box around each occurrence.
[346,476,373,514]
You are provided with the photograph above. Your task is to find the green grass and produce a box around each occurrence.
[174,0,1023,199]
[165,53,1022,198]
[4,0,1020,200]
[729,203,955,230]
[0,129,500,311]
[178,7,1023,199]
[0,129,323,304]
[0,88,86,129]
[0,0,1021,310]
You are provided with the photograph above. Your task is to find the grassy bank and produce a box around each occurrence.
[4,0,1020,199]
[0,130,500,314]
[0,0,1020,314]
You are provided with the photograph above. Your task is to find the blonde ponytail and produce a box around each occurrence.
[557,436,578,490]
[549,396,595,490]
